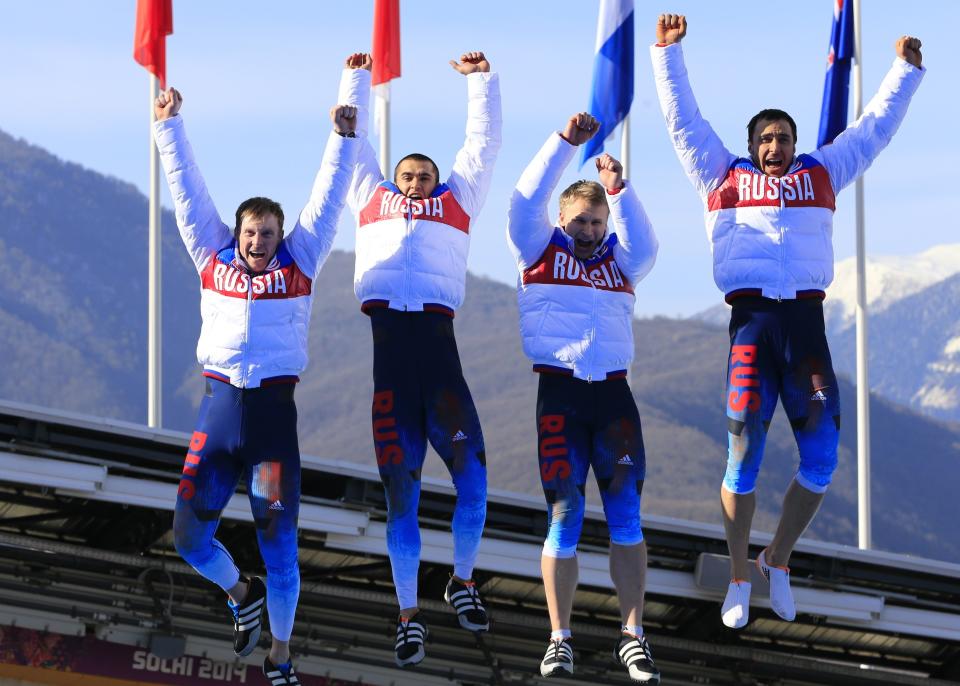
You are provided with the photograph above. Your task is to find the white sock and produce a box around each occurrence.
[550,629,571,641]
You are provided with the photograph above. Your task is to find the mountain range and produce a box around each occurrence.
[2,127,958,564]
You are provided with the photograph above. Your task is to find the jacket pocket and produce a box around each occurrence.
[532,302,552,351]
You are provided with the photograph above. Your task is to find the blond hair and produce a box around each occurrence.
[559,180,607,214]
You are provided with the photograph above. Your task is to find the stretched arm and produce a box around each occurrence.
[508,113,597,270]
[338,53,383,214]
[814,36,925,194]
[599,154,658,285]
[151,87,231,272]
[285,105,361,278]
[650,14,736,198]
[446,51,503,218]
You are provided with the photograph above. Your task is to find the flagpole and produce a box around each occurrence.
[620,116,630,179]
[378,86,391,178]
[852,0,870,550]
[148,74,162,428]
[621,117,634,387]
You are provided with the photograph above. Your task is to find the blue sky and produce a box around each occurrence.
[0,1,953,316]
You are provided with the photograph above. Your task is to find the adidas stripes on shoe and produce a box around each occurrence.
[757,549,796,621]
[540,638,574,677]
[395,614,428,668]
[443,576,489,632]
[263,656,300,685]
[228,576,266,657]
[615,634,661,683]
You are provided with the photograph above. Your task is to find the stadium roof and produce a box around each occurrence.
[1,399,959,685]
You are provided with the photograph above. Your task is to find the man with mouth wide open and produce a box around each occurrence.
[650,13,924,630]
[153,87,359,685]
[508,112,660,683]
[336,51,502,667]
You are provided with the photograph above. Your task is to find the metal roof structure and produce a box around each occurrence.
[1,398,959,685]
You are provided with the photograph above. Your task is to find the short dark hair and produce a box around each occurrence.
[747,109,798,143]
[393,153,440,183]
[234,197,284,237]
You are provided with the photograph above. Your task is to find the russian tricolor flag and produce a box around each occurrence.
[817,0,855,147]
[581,0,634,166]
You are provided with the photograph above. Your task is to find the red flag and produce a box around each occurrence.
[371,0,401,85]
[133,0,173,89]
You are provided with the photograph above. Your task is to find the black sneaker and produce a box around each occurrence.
[443,576,489,632]
[263,656,300,685]
[540,638,574,677]
[228,576,266,657]
[395,614,428,668]
[615,634,661,683]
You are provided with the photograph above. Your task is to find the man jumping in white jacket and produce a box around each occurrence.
[154,87,358,686]
[336,51,501,668]
[651,13,924,630]
[508,112,659,683]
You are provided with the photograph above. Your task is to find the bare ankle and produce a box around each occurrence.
[228,578,250,605]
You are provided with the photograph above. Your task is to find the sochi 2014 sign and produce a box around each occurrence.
[0,625,374,686]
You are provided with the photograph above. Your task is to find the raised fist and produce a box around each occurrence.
[560,112,600,146]
[895,36,922,68]
[154,87,182,121]
[331,105,358,135]
[656,13,687,45]
[345,52,373,71]
[595,153,624,191]
[450,51,490,75]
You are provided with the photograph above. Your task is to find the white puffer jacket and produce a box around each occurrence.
[651,42,924,299]
[337,67,502,314]
[508,133,658,381]
[153,115,357,388]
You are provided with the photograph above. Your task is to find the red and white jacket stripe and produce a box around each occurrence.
[337,67,502,314]
[651,42,924,299]
[153,115,358,388]
[508,133,658,381]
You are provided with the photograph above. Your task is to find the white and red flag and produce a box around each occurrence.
[372,0,401,87]
[133,0,173,428]
[371,0,400,175]
[133,0,173,89]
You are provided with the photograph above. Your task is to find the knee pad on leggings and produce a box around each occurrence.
[173,508,240,591]
[603,491,644,547]
[451,457,487,520]
[794,413,840,494]
[722,417,769,495]
[542,493,584,559]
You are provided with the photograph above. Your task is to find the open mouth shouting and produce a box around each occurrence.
[763,155,785,175]
[236,211,282,273]
[574,237,599,257]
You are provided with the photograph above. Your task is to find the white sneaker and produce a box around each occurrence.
[757,549,796,621]
[721,580,751,629]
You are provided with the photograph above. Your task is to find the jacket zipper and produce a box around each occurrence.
[402,201,413,310]
[582,257,599,383]
[242,268,253,386]
[776,176,785,301]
